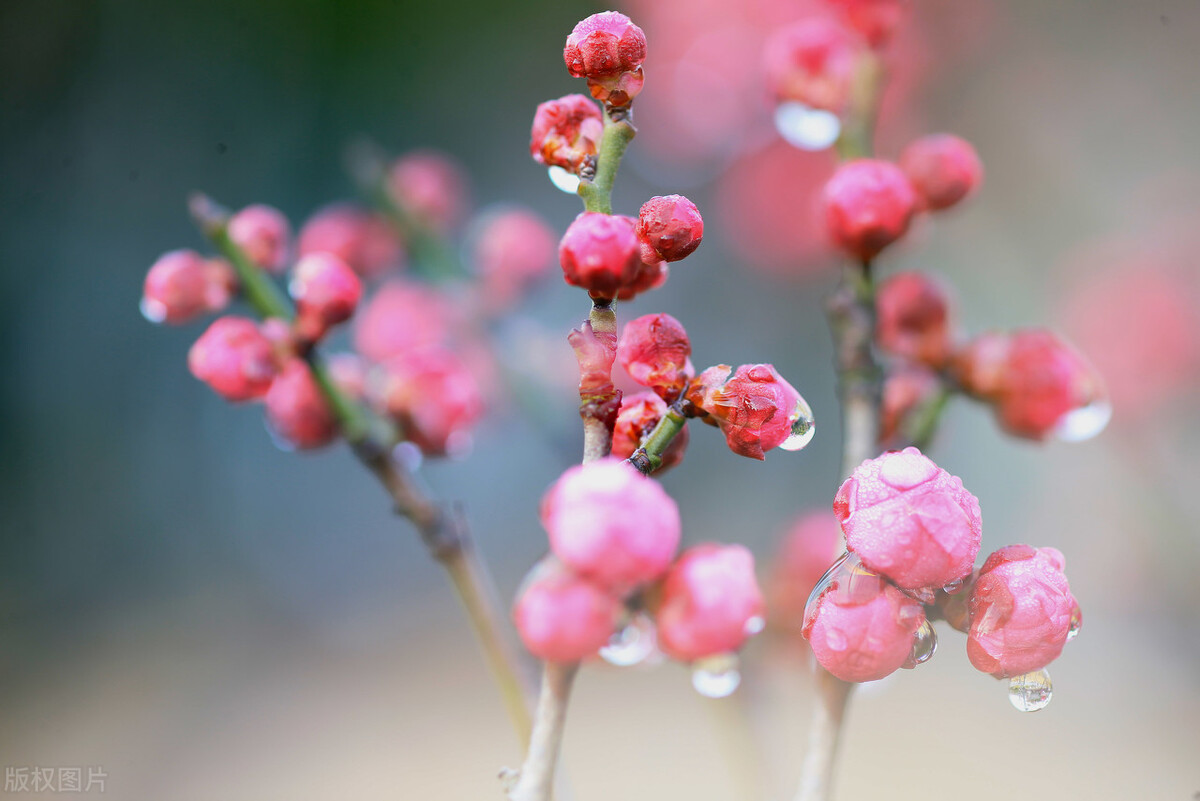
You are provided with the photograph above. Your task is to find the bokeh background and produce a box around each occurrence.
[2,1,1199,799]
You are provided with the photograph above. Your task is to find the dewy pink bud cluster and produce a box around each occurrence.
[617,313,693,401]
[687,363,813,460]
[530,94,604,173]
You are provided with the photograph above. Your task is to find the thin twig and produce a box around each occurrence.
[506,662,579,801]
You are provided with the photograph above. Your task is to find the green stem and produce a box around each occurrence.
[834,54,883,162]
[577,108,637,214]
[626,405,687,475]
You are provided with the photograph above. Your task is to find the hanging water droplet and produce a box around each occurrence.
[264,419,297,453]
[1053,400,1112,442]
[547,166,581,194]
[902,619,938,669]
[774,101,842,151]
[692,653,741,698]
[392,441,424,472]
[1067,603,1082,641]
[1008,668,1053,712]
[743,615,766,636]
[600,613,658,667]
[941,577,965,595]
[779,397,816,451]
[139,297,168,324]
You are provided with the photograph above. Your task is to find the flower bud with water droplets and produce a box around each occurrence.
[687,363,811,460]
[289,252,362,343]
[615,256,669,301]
[563,12,647,107]
[834,447,981,590]
[559,212,641,298]
[618,313,693,401]
[879,364,943,446]
[188,316,280,402]
[542,457,681,594]
[298,203,403,278]
[142,250,236,325]
[530,94,604,173]
[265,359,338,450]
[513,558,620,663]
[369,348,483,457]
[876,270,955,368]
[228,204,291,274]
[899,134,983,212]
[823,159,917,261]
[770,510,843,634]
[655,544,766,662]
[825,0,909,49]
[803,552,925,682]
[763,19,861,113]
[611,391,690,472]
[386,150,469,236]
[967,545,1078,678]
[636,195,704,263]
[353,279,454,364]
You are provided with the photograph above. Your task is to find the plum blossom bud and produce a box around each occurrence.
[530,94,604,173]
[763,19,861,112]
[617,313,693,400]
[188,316,279,402]
[611,391,690,472]
[825,0,909,49]
[803,554,925,682]
[265,359,338,450]
[558,212,640,298]
[471,208,556,306]
[967,545,1079,678]
[770,511,842,632]
[563,12,647,107]
[289,253,362,343]
[387,150,469,235]
[371,348,483,456]
[615,257,669,301]
[834,447,981,590]
[687,364,811,460]
[353,280,453,364]
[636,195,704,263]
[655,544,766,662]
[899,134,984,211]
[298,203,403,278]
[875,270,955,368]
[514,559,619,663]
[326,352,367,400]
[228,204,291,273]
[879,364,943,446]
[142,250,236,324]
[823,159,917,260]
[541,457,681,593]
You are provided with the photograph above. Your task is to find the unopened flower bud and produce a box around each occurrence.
[823,159,917,260]
[386,150,469,235]
[899,134,983,211]
[656,544,766,662]
[514,559,619,663]
[875,270,955,368]
[228,204,291,273]
[289,253,362,343]
[611,391,690,472]
[298,203,403,278]
[370,348,483,456]
[530,94,604,173]
[265,359,338,450]
[615,257,669,301]
[471,208,556,307]
[770,511,842,633]
[687,364,810,460]
[354,280,454,364]
[825,0,909,49]
[188,316,279,402]
[879,364,943,446]
[636,195,704,263]
[142,250,236,324]
[617,313,693,400]
[763,19,861,112]
[558,212,640,298]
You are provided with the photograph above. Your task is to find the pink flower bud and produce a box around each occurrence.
[514,559,619,663]
[875,270,955,368]
[564,12,647,80]
[950,331,1010,399]
[387,150,469,235]
[228,204,291,273]
[687,364,811,460]
[353,280,454,364]
[879,364,942,446]
[825,0,909,49]
[611,391,690,472]
[636,195,704,263]
[289,253,362,343]
[541,457,681,593]
[188,316,279,402]
[617,313,693,401]
[656,544,766,662]
[142,250,236,324]
[370,348,484,456]
[834,447,981,590]
[298,203,403,278]
[530,94,604,173]
[558,212,640,298]
[899,134,984,211]
[265,359,338,450]
[770,511,842,632]
[967,545,1079,678]
[823,159,917,261]
[471,208,556,306]
[615,256,669,301]
[803,554,925,682]
[763,19,861,112]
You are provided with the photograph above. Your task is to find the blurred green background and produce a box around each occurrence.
[2,1,1198,799]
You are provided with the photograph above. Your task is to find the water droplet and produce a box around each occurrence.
[392,441,424,472]
[1053,400,1111,442]
[803,552,890,636]
[139,297,167,324]
[942,578,965,595]
[547,166,581,194]
[774,101,842,151]
[600,614,658,667]
[691,653,741,698]
[779,397,816,451]
[743,615,765,636]
[1008,668,1053,712]
[1067,603,1082,641]
[902,619,937,668]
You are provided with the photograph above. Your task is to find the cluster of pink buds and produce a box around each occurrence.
[563,11,647,108]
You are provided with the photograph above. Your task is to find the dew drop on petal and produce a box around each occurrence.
[392,441,424,472]
[743,615,766,636]
[600,613,658,667]
[779,397,816,451]
[548,166,581,194]
[140,297,168,324]
[941,577,965,595]
[902,619,937,669]
[1008,668,1053,712]
[691,653,741,698]
[1053,401,1111,442]
[774,102,842,151]
[1067,603,1082,641]
[264,418,297,453]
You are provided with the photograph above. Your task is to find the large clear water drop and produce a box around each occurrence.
[1053,400,1111,442]
[547,166,581,194]
[600,613,658,667]
[392,441,424,472]
[691,653,741,698]
[139,297,167,324]
[779,397,816,451]
[1067,603,1082,641]
[1008,668,1053,712]
[902,619,938,669]
[941,577,965,595]
[774,102,841,151]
